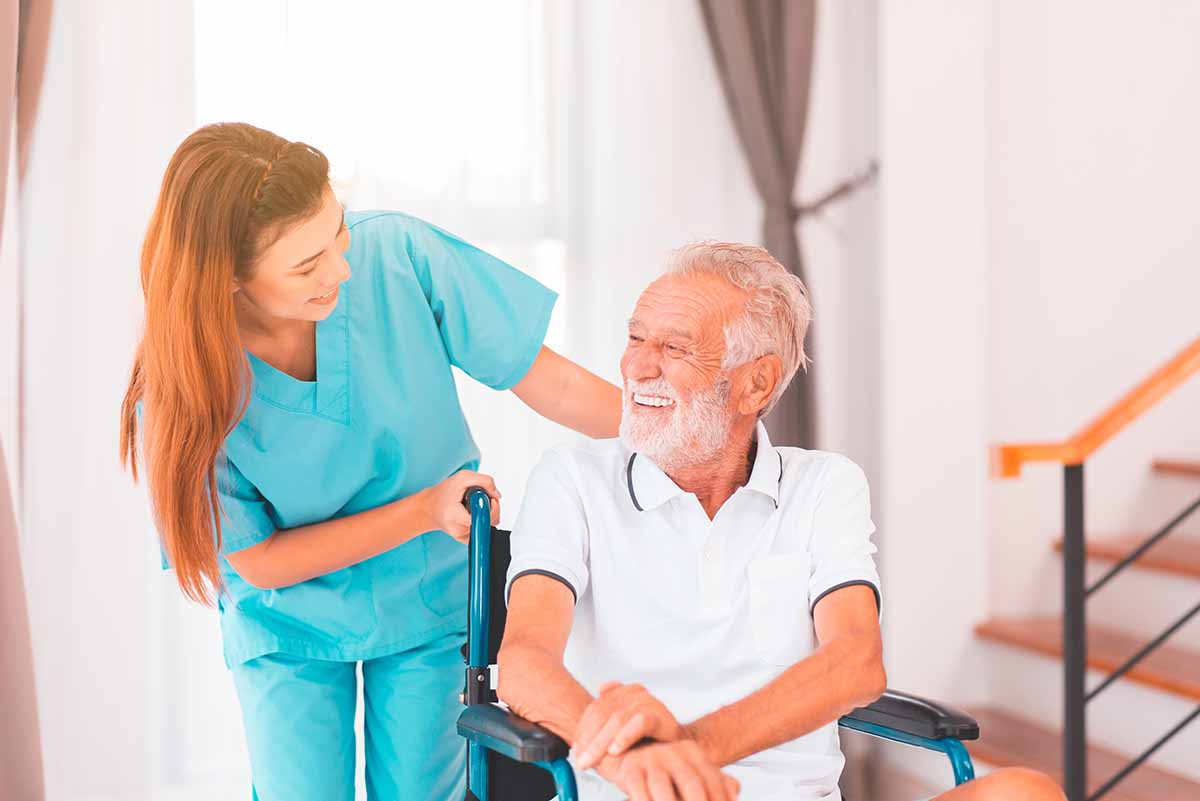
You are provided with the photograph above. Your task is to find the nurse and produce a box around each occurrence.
[119,122,621,800]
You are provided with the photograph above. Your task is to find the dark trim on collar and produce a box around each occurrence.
[627,449,781,511]
[627,453,644,511]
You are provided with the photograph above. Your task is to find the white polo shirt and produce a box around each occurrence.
[506,422,881,801]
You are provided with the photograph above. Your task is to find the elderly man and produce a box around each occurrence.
[497,243,1063,801]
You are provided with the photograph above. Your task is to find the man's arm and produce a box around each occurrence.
[496,574,592,741]
[684,584,886,767]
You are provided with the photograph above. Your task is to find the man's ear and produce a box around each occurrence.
[737,354,783,416]
[231,280,241,294]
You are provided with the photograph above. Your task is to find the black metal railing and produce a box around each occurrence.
[1060,462,1200,801]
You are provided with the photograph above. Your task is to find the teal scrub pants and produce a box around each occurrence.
[229,629,466,801]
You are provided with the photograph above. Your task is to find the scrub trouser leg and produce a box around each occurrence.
[362,629,467,801]
[230,653,358,801]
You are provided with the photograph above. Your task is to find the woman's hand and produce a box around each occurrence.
[420,470,501,544]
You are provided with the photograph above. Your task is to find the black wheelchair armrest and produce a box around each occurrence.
[457,703,571,763]
[844,689,979,741]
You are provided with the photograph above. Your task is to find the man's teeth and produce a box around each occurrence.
[633,394,675,408]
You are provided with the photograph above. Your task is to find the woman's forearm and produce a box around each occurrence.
[513,347,623,438]
[227,489,435,590]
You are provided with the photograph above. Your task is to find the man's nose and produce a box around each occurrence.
[623,345,662,381]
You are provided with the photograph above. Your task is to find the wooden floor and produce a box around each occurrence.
[975,616,1200,700]
[966,707,1200,801]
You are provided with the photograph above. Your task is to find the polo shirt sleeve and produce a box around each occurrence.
[405,215,558,390]
[215,456,278,556]
[808,454,881,616]
[505,448,589,606]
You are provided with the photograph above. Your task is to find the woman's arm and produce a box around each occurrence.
[225,470,499,590]
[511,347,623,439]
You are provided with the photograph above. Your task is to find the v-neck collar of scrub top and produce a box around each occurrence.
[244,288,351,424]
[625,421,784,513]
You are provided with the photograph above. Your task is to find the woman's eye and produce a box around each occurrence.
[298,265,317,277]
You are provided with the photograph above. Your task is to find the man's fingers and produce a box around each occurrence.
[623,766,652,801]
[579,712,628,769]
[573,701,608,763]
[598,680,623,695]
[646,766,678,801]
[609,712,650,756]
[667,760,708,801]
[721,774,740,800]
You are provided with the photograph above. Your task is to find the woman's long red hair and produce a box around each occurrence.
[120,123,330,604]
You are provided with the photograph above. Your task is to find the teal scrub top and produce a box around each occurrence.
[209,211,556,666]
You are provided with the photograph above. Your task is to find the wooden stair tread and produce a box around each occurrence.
[1153,458,1200,478]
[966,707,1200,801]
[1054,533,1200,579]
[976,617,1200,701]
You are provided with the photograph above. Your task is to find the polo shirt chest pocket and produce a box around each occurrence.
[746,552,814,667]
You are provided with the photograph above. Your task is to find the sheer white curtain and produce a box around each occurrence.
[20,2,755,799]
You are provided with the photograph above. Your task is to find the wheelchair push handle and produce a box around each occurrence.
[462,486,492,524]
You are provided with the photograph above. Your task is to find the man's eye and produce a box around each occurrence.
[666,344,685,354]
[628,334,643,343]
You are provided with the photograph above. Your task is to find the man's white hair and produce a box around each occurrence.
[665,241,811,416]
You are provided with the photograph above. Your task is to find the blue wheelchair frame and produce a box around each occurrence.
[457,489,979,800]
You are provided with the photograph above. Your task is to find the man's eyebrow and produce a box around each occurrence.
[289,209,346,270]
[626,319,695,340]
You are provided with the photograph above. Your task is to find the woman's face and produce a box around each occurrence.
[235,187,352,323]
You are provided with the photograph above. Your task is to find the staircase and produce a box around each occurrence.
[981,335,1200,801]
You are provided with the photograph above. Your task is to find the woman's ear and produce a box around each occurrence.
[230,280,241,294]
[737,355,783,416]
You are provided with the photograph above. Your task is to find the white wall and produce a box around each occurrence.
[877,0,991,705]
[986,0,1200,620]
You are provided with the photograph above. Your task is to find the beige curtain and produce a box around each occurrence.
[1,0,49,798]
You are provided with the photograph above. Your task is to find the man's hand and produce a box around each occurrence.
[596,740,739,801]
[575,681,686,769]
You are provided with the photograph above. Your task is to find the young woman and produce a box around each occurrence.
[120,122,621,801]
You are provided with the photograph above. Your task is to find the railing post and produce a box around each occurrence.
[1063,464,1087,801]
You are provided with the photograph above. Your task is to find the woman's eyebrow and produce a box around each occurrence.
[289,210,346,270]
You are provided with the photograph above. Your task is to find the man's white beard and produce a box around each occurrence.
[619,376,734,472]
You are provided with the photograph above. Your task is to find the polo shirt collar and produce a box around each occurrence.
[626,421,782,512]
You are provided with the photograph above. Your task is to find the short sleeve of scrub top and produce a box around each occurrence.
[405,218,558,390]
[201,210,556,666]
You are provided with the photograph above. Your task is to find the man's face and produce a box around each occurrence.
[618,274,745,469]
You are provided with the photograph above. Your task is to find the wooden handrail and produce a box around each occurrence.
[994,335,1200,477]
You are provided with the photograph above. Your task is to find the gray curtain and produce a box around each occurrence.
[698,0,817,447]
[1,0,49,798]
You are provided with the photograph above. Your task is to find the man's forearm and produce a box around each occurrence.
[685,634,886,767]
[497,642,595,743]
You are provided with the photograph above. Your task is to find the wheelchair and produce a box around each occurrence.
[456,489,980,800]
